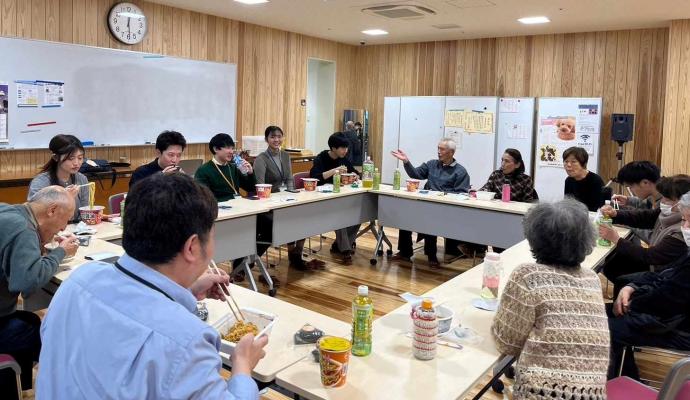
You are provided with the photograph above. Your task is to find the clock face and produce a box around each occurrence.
[108,3,147,45]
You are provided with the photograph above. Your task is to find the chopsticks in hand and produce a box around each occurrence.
[209,260,245,322]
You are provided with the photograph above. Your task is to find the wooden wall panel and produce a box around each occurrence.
[0,0,355,177]
[354,28,669,183]
[662,20,690,175]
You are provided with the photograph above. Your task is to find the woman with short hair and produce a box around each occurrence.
[563,146,605,211]
[492,199,609,399]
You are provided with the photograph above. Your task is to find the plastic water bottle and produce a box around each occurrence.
[363,156,374,175]
[597,200,613,247]
[352,285,373,356]
[362,156,374,189]
[333,171,341,193]
[373,168,381,190]
[481,252,502,300]
[412,298,437,360]
[393,169,401,190]
[233,152,249,175]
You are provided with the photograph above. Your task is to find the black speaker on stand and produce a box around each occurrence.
[611,113,634,192]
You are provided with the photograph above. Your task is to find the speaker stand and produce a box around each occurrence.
[615,141,626,194]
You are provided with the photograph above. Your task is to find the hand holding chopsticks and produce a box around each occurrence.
[209,260,245,322]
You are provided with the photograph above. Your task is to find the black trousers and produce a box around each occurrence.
[607,303,690,380]
[602,253,650,297]
[0,311,42,399]
[397,230,460,259]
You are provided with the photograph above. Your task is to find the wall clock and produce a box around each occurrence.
[108,2,147,45]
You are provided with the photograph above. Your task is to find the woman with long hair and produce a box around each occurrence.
[28,134,89,222]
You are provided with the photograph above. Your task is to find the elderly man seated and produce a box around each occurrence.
[0,186,79,399]
[390,138,470,267]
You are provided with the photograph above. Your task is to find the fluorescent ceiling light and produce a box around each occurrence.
[517,16,550,24]
[362,29,389,36]
[117,12,145,18]
[234,0,269,4]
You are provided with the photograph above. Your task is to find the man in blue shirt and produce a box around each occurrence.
[390,138,470,268]
[37,174,268,399]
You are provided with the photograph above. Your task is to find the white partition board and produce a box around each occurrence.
[398,97,446,187]
[444,96,498,188]
[381,97,401,184]
[533,97,603,202]
[496,97,536,175]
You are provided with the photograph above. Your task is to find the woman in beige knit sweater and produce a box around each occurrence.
[492,199,610,399]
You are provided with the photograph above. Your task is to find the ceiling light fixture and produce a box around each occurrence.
[517,16,550,24]
[362,29,389,36]
[233,0,269,4]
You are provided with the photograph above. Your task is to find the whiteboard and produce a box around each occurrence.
[496,97,536,175]
[533,97,603,202]
[381,97,401,184]
[0,36,236,149]
[398,97,446,186]
[444,96,498,188]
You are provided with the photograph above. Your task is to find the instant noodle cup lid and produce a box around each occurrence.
[318,336,351,352]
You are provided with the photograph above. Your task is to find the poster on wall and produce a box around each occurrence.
[16,81,39,107]
[0,82,8,143]
[537,115,577,168]
[39,80,65,108]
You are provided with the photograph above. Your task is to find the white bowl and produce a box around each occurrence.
[44,242,75,263]
[214,307,277,355]
[475,191,496,201]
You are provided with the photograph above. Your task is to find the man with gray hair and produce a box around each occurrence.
[390,138,470,267]
[0,186,79,398]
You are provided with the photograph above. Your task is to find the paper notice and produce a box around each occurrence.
[0,82,8,143]
[499,98,520,113]
[444,110,466,128]
[465,112,494,134]
[444,128,463,149]
[505,122,529,139]
[17,81,39,107]
[41,81,65,108]
[576,104,600,135]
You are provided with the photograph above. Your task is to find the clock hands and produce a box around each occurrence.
[127,17,131,34]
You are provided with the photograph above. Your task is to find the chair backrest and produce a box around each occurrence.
[293,171,310,190]
[659,357,690,400]
[108,192,127,214]
[178,159,204,177]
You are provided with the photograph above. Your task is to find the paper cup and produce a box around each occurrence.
[318,336,351,388]
[303,178,318,192]
[256,184,273,199]
[406,179,421,192]
[79,206,104,225]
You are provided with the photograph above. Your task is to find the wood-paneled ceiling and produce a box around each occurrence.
[149,0,690,45]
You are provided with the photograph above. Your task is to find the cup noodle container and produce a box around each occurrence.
[406,179,421,192]
[302,178,318,192]
[256,184,273,199]
[318,336,352,388]
[79,206,105,225]
[341,173,356,185]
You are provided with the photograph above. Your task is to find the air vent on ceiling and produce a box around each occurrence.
[432,23,462,30]
[362,4,436,20]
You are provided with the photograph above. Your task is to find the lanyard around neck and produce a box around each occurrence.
[114,262,175,302]
[212,161,239,195]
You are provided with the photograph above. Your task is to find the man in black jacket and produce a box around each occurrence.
[608,191,690,380]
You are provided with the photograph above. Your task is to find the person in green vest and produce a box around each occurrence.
[195,134,256,202]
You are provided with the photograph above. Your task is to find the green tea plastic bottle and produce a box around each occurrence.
[373,168,381,190]
[351,285,373,356]
[393,169,401,190]
[333,171,341,193]
[597,200,613,247]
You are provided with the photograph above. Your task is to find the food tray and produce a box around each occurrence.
[213,307,277,355]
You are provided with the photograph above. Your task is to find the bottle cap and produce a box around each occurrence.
[358,285,368,296]
[605,200,611,205]
[421,298,433,310]
[485,252,500,262]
